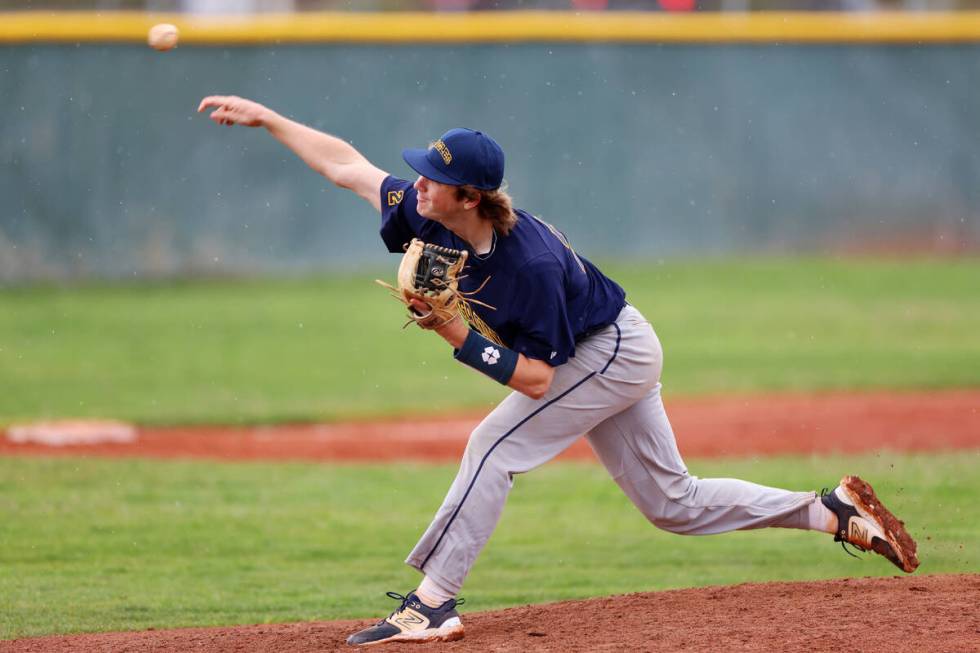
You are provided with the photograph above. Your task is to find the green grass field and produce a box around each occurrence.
[0,452,975,640]
[1,257,977,640]
[1,257,978,425]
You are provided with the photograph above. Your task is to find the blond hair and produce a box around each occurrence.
[455,183,518,236]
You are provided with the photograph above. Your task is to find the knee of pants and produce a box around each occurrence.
[462,424,515,475]
[463,422,499,460]
[640,475,699,533]
[463,424,526,488]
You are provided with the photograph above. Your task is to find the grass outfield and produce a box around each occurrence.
[0,452,976,639]
[0,257,977,425]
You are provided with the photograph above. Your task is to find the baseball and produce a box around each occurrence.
[147,23,179,51]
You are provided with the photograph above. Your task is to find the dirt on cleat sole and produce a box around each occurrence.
[842,475,920,573]
[359,625,465,647]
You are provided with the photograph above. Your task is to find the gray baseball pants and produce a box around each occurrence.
[406,304,817,594]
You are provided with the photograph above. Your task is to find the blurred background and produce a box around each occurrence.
[7,1,980,12]
[1,4,978,642]
[2,2,979,282]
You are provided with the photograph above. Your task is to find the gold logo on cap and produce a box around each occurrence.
[433,139,453,166]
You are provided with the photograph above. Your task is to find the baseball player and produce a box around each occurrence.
[197,95,920,647]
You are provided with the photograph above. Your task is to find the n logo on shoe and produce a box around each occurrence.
[849,520,869,546]
[389,608,429,631]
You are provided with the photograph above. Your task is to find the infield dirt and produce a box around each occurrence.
[2,389,978,462]
[2,388,978,652]
[3,574,977,652]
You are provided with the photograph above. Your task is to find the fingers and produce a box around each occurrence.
[198,95,241,127]
[197,95,242,113]
[199,99,240,126]
[408,298,432,313]
[206,108,233,125]
[197,95,269,129]
[197,95,229,113]
[408,298,435,324]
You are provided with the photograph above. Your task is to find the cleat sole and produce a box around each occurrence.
[355,624,464,647]
[841,475,919,573]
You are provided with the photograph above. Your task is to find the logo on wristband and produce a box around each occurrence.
[482,346,501,365]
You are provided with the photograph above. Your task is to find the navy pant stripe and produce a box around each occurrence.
[600,323,621,374]
[419,326,623,571]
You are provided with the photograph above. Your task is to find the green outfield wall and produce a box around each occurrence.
[1,12,979,280]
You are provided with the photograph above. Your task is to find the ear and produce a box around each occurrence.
[462,192,481,211]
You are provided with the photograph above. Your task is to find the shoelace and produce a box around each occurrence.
[819,487,864,560]
[382,590,466,620]
[384,591,412,617]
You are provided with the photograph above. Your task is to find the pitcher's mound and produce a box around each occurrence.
[5,574,977,652]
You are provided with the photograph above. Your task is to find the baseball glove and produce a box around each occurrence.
[376,238,491,330]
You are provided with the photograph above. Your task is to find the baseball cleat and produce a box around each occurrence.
[346,591,464,647]
[821,475,919,573]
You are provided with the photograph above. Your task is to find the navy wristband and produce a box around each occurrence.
[454,330,518,385]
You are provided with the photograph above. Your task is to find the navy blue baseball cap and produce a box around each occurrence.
[402,128,505,190]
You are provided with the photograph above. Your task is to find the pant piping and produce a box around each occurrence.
[418,323,623,571]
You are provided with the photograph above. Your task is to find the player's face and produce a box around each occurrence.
[414,176,466,221]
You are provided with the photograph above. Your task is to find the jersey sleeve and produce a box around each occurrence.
[379,176,425,253]
[510,255,577,366]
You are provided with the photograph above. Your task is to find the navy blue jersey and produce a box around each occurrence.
[380,176,626,366]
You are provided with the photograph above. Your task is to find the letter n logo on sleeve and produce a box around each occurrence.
[387,190,405,206]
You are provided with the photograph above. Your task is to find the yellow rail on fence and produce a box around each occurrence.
[2,10,980,44]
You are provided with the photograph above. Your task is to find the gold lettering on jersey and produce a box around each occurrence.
[433,139,453,165]
[532,216,586,274]
[387,190,404,206]
[459,302,505,347]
